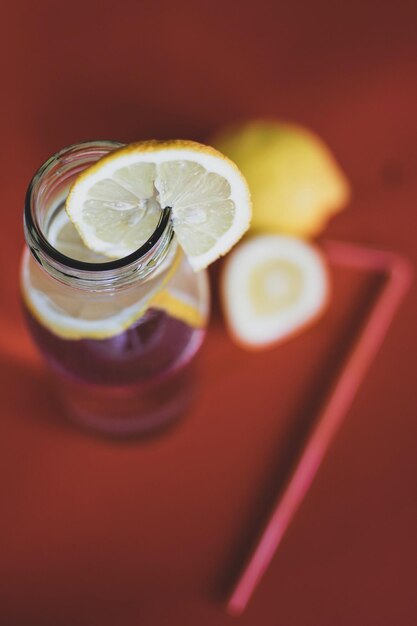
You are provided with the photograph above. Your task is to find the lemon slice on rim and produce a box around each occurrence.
[65,140,252,271]
[221,235,329,349]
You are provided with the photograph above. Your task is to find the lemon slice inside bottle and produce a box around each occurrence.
[21,214,208,340]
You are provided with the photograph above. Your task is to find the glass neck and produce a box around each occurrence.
[24,141,176,292]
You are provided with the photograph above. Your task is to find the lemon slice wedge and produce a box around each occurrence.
[65,140,252,271]
[221,235,329,349]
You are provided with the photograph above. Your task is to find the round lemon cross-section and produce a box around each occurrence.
[65,139,252,271]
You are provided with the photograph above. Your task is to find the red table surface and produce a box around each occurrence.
[1,1,416,625]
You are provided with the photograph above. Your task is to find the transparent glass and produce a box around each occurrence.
[21,141,210,436]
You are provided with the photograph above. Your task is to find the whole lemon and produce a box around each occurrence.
[212,120,350,237]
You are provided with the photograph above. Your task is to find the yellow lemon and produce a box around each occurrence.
[212,121,350,237]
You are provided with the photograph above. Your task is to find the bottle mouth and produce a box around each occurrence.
[24,140,175,288]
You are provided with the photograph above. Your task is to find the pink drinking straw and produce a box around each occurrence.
[227,241,413,616]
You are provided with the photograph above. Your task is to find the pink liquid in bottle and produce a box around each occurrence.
[24,305,205,435]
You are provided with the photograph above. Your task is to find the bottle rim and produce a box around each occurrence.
[24,140,175,289]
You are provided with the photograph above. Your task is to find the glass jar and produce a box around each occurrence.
[21,141,210,436]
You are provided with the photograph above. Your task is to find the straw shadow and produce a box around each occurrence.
[213,273,385,601]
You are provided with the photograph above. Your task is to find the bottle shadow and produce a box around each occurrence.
[0,351,67,434]
[0,348,203,445]
[34,77,232,157]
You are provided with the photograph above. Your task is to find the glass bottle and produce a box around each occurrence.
[21,141,209,436]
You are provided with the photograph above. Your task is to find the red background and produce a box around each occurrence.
[1,1,416,624]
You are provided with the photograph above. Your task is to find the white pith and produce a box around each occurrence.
[222,235,329,347]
